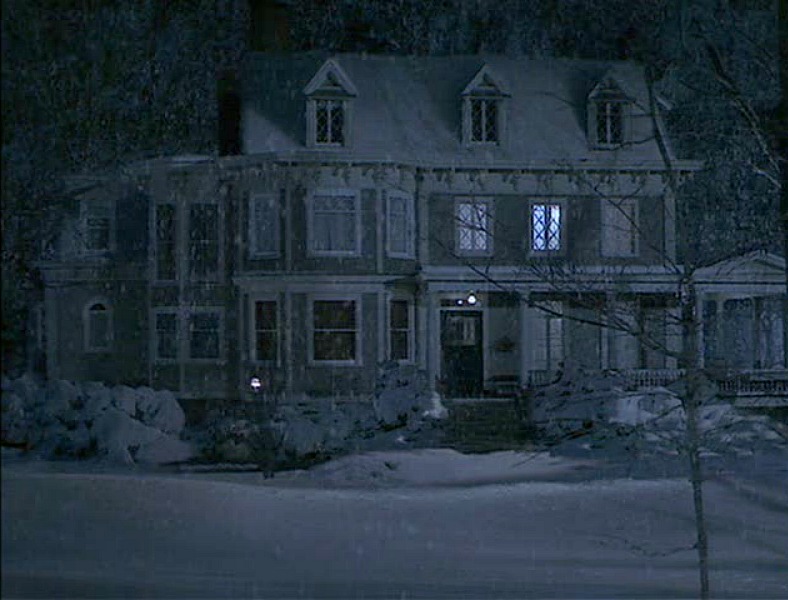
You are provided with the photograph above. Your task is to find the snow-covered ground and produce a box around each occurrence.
[3,447,787,599]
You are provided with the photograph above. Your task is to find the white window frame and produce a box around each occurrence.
[388,297,415,363]
[187,308,224,362]
[386,192,415,258]
[153,308,179,363]
[601,198,639,258]
[532,302,564,371]
[250,296,279,365]
[307,294,362,366]
[80,197,115,255]
[83,298,113,353]
[595,99,626,147]
[529,201,565,255]
[248,193,280,258]
[307,188,361,257]
[455,197,493,256]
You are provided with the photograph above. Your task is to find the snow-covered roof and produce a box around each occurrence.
[241,53,691,169]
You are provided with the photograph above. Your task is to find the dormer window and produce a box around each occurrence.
[588,78,631,148]
[462,65,509,146]
[315,99,344,145]
[596,100,624,145]
[304,59,357,148]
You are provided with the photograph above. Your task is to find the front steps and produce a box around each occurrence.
[443,398,533,452]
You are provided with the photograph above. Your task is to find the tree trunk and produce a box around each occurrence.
[681,284,710,600]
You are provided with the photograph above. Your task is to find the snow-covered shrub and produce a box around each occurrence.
[0,376,193,464]
[373,361,448,428]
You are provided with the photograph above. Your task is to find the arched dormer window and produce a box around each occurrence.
[461,65,509,146]
[83,299,113,352]
[588,78,631,148]
[303,59,357,148]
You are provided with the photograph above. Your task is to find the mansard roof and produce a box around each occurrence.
[241,52,688,169]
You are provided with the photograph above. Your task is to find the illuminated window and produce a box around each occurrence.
[531,203,562,252]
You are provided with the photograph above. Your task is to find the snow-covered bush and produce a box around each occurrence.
[0,376,193,465]
[374,361,448,427]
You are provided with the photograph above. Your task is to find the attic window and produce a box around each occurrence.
[589,79,630,148]
[304,60,357,149]
[315,99,345,145]
[462,65,509,147]
[596,100,624,146]
[470,99,498,143]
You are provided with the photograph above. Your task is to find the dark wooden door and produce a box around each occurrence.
[441,311,483,397]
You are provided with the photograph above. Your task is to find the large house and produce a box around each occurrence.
[37,53,787,408]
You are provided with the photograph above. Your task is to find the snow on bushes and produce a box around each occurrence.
[197,363,450,467]
[1,375,193,464]
[530,369,786,457]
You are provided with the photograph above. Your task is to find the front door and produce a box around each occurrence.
[441,310,483,397]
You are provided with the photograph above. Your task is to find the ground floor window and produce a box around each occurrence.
[389,299,412,362]
[154,311,179,361]
[311,299,358,364]
[533,303,563,371]
[84,300,112,352]
[254,300,278,362]
[189,311,221,359]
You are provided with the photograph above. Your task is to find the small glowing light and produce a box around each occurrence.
[467,292,478,305]
[250,377,262,392]
[456,299,464,306]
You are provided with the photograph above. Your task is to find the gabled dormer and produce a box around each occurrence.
[303,59,357,148]
[587,76,632,149]
[461,65,509,146]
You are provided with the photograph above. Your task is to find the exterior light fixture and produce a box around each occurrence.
[250,376,262,393]
[456,298,464,306]
[466,292,478,306]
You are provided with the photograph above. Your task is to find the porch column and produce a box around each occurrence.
[426,289,439,391]
[519,295,535,386]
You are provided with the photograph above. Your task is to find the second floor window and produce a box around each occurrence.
[315,99,345,145]
[310,191,359,255]
[531,203,562,252]
[82,198,113,253]
[387,193,414,258]
[456,199,492,255]
[601,198,638,257]
[189,204,219,278]
[249,193,279,257]
[470,98,499,143]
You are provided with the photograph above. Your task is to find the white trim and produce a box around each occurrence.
[249,295,280,366]
[454,197,494,257]
[83,297,113,353]
[307,293,363,367]
[306,188,361,256]
[386,191,415,258]
[187,307,225,363]
[248,192,281,258]
[303,59,358,97]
